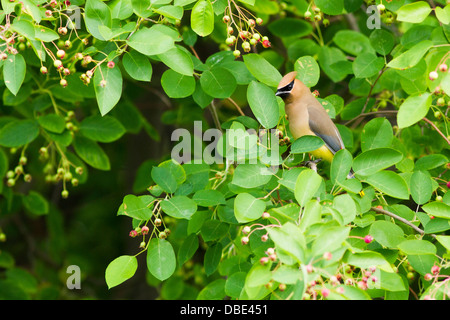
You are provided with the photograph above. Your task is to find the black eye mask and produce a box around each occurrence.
[275,79,294,99]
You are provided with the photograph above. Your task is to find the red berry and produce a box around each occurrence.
[321,288,330,298]
[129,230,138,237]
[260,257,269,265]
[424,273,433,281]
[446,181,450,188]
[364,235,373,244]
[439,63,448,72]
[431,265,440,275]
[141,226,149,235]
[262,39,271,48]
[323,252,332,260]
[241,236,249,245]
[107,61,115,68]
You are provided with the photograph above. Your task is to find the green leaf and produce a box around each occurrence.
[37,114,65,134]
[73,136,111,171]
[333,30,375,56]
[422,201,450,219]
[243,54,282,87]
[410,170,433,205]
[369,29,395,56]
[396,1,432,23]
[435,5,450,25]
[161,69,196,98]
[344,251,390,269]
[177,233,199,266]
[131,0,152,17]
[147,238,176,281]
[311,226,350,256]
[192,190,226,207]
[191,0,214,37]
[290,135,325,154]
[294,56,320,87]
[0,120,39,148]
[200,67,236,99]
[267,18,312,38]
[369,220,405,248]
[333,194,357,225]
[387,40,433,70]
[122,50,152,82]
[352,148,403,177]
[365,171,409,199]
[201,220,229,242]
[151,166,177,194]
[153,5,184,20]
[397,240,436,255]
[204,243,222,276]
[246,80,279,129]
[234,193,266,223]
[441,72,450,97]
[436,235,450,251]
[225,272,246,298]
[232,163,273,188]
[361,118,393,152]
[85,0,113,41]
[93,63,123,116]
[161,196,197,220]
[159,159,186,185]
[314,0,344,15]
[22,191,49,216]
[397,92,432,129]
[119,194,152,220]
[12,19,35,40]
[318,46,348,83]
[378,270,406,292]
[158,46,194,76]
[267,222,305,263]
[294,168,322,207]
[352,53,384,79]
[127,26,175,56]
[197,278,226,300]
[331,148,353,184]
[105,255,138,289]
[80,115,126,143]
[34,25,59,42]
[3,53,26,96]
[415,154,448,171]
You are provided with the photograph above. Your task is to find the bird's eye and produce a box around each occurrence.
[279,79,294,92]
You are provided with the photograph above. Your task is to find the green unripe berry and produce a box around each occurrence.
[7,178,15,187]
[61,190,69,199]
[6,170,14,179]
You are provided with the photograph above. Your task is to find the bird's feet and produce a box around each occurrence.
[304,159,322,172]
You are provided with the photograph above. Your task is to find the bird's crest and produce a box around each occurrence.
[277,71,297,90]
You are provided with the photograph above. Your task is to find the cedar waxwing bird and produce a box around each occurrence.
[276,71,345,164]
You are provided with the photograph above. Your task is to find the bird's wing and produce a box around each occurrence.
[307,103,344,154]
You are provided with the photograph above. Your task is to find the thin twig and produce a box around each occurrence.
[423,117,450,145]
[371,206,436,238]
[209,100,222,132]
[227,97,245,116]
[360,67,386,114]
[344,110,398,126]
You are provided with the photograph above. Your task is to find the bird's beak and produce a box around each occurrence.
[275,90,290,99]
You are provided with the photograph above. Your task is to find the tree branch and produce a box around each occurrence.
[371,206,436,238]
[422,117,450,145]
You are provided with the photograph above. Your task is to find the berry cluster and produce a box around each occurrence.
[222,2,270,58]
[128,200,171,249]
[303,5,329,26]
